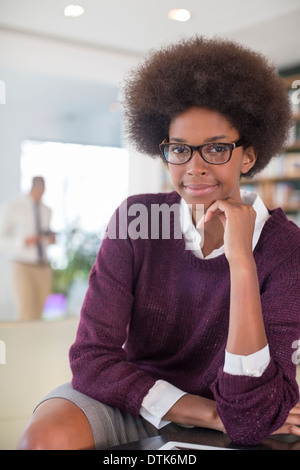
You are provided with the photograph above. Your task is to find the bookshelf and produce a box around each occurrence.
[241,68,300,227]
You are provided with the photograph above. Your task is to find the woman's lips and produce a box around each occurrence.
[184,183,218,196]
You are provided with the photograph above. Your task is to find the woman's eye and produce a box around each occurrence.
[170,145,189,155]
[209,144,228,153]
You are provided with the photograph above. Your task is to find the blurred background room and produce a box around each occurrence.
[0,0,299,449]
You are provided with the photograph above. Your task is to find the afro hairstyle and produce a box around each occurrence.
[122,36,292,178]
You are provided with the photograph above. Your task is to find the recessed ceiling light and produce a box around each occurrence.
[168,9,191,22]
[64,5,85,18]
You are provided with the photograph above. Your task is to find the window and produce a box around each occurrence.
[20,140,129,235]
[20,140,129,318]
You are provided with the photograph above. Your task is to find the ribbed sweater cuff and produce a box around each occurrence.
[212,360,277,400]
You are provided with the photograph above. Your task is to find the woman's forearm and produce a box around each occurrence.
[163,394,225,432]
[226,256,267,356]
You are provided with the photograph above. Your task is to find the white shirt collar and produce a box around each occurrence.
[180,189,270,259]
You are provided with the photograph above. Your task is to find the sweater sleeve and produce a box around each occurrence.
[69,203,157,416]
[211,248,300,445]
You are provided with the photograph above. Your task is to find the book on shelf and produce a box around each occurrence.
[255,152,300,180]
[284,152,300,177]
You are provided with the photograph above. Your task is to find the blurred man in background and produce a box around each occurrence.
[0,176,55,320]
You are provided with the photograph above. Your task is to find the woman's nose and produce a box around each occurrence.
[186,151,209,175]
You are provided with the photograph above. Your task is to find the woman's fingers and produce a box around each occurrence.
[272,402,300,436]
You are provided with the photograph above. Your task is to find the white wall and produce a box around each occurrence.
[127,146,166,197]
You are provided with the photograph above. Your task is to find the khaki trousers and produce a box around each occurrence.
[11,262,53,321]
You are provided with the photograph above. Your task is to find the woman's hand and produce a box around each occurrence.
[272,402,300,437]
[198,197,257,264]
[25,234,41,246]
[199,198,267,355]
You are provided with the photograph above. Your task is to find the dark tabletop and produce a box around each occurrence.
[108,427,300,451]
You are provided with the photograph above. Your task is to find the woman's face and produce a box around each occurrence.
[167,107,256,213]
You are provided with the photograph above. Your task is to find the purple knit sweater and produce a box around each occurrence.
[70,191,300,445]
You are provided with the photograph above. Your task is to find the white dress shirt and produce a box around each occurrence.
[0,195,52,264]
[140,190,271,428]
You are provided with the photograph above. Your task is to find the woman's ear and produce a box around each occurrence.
[240,145,257,175]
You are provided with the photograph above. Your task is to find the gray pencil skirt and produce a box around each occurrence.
[37,382,182,449]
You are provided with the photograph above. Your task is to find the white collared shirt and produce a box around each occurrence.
[180,189,269,259]
[140,190,271,428]
[0,194,52,263]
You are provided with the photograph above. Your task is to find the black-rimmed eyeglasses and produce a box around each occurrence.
[159,138,246,165]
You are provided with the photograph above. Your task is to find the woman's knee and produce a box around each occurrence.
[17,398,95,450]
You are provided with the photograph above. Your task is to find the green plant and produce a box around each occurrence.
[52,227,102,295]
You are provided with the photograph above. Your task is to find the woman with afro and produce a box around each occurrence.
[18,37,300,449]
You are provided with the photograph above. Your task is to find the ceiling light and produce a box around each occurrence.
[64,5,85,18]
[168,9,191,22]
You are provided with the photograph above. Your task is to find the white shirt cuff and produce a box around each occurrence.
[140,380,186,429]
[224,344,270,377]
